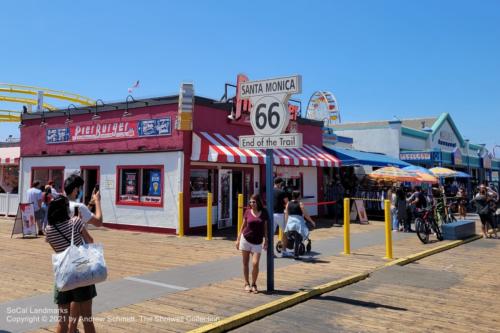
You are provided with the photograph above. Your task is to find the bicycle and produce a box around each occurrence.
[443,201,457,224]
[414,206,443,244]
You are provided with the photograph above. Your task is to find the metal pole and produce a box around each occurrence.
[384,199,393,259]
[178,192,184,237]
[237,193,243,236]
[465,140,472,202]
[266,149,274,293]
[206,192,213,240]
[343,198,350,255]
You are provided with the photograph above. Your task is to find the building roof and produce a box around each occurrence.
[21,94,324,127]
[332,120,390,130]
[400,117,438,130]
[332,116,439,131]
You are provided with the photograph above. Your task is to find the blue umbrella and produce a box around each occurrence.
[454,171,471,178]
[402,165,434,175]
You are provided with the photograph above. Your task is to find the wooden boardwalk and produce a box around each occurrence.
[1,216,493,332]
[15,217,489,333]
[235,237,500,333]
[0,216,377,304]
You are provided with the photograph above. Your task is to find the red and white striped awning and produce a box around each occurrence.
[191,132,340,167]
[0,147,20,165]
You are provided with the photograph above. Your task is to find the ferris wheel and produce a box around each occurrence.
[305,91,340,127]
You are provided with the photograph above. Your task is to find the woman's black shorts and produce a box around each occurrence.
[54,284,97,305]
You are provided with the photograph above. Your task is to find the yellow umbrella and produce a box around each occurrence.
[429,167,458,178]
[414,171,438,184]
[369,167,419,182]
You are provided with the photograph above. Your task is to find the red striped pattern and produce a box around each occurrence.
[0,158,19,165]
[0,147,20,165]
[191,132,340,167]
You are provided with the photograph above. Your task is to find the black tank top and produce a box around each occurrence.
[287,200,302,216]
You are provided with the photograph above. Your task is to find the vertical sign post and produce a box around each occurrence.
[36,91,44,112]
[265,148,274,291]
[238,75,302,293]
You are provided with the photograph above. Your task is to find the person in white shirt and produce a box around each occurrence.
[26,180,43,235]
[51,174,103,333]
[64,175,103,227]
[389,187,399,231]
[47,180,60,198]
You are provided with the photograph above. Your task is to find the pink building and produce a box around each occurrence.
[20,94,340,234]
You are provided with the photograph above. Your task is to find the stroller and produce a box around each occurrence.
[275,221,313,258]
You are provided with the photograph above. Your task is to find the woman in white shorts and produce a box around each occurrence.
[235,194,268,293]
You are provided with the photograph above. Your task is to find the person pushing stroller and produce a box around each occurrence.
[284,191,316,259]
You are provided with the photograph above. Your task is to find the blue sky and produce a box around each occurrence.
[1,0,499,150]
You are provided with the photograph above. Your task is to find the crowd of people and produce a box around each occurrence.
[236,177,316,293]
[387,182,499,238]
[25,175,103,333]
[26,180,60,235]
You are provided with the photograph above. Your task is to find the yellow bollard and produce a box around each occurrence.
[343,198,350,255]
[237,194,243,236]
[178,192,184,237]
[207,192,213,240]
[384,199,393,259]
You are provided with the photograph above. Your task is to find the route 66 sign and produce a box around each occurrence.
[238,75,301,136]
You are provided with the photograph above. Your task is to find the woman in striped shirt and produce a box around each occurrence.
[46,174,100,333]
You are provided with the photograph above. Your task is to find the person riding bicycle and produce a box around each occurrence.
[407,187,427,229]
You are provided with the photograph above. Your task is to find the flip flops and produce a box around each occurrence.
[251,284,258,294]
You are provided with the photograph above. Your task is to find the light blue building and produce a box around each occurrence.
[331,113,500,191]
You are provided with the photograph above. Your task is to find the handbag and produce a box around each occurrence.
[52,220,107,291]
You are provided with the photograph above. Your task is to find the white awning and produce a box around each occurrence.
[191,132,341,167]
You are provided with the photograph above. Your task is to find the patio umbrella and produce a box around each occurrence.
[429,167,458,178]
[402,165,438,184]
[454,171,471,178]
[368,167,419,182]
[402,165,434,175]
[414,172,439,184]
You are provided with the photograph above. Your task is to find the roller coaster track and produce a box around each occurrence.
[0,83,95,122]
[0,96,56,110]
[0,110,21,122]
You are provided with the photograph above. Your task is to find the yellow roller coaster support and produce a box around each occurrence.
[0,116,20,122]
[0,110,21,122]
[0,83,94,106]
[0,96,56,110]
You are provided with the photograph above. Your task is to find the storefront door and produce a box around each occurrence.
[81,166,100,205]
[218,169,232,228]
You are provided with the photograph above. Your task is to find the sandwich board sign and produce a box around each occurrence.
[355,200,369,224]
[237,75,302,292]
[11,203,38,238]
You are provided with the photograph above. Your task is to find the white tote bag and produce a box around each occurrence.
[52,221,107,291]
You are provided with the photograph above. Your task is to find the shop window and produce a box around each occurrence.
[282,174,303,198]
[117,166,163,207]
[190,169,217,205]
[31,167,64,192]
[1,165,19,193]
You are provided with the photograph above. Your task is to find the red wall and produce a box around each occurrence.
[21,101,324,157]
[21,104,183,156]
[193,105,323,145]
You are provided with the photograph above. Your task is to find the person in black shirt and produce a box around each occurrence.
[273,178,290,257]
